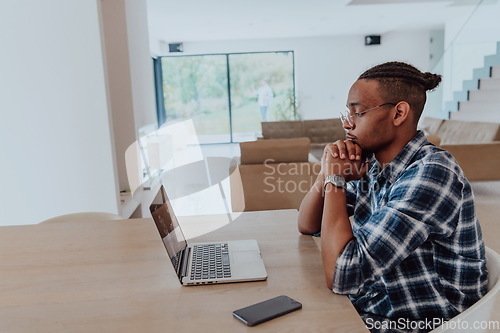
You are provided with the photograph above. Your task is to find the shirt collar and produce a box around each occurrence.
[368,131,428,184]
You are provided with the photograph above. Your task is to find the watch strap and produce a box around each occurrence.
[324,174,346,191]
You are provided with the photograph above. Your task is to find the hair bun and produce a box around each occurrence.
[422,72,442,91]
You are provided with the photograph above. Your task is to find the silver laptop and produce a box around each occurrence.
[149,185,267,286]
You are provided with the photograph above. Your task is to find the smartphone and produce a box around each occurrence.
[232,295,302,327]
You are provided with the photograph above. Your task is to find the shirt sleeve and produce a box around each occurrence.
[332,161,465,295]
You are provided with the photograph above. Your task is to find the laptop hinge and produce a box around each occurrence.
[180,246,191,279]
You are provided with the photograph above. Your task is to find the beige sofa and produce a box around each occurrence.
[230,117,500,212]
[261,118,345,160]
[230,137,320,212]
[421,117,500,181]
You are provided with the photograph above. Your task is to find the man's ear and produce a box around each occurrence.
[393,101,410,127]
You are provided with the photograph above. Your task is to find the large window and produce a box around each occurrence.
[155,51,296,144]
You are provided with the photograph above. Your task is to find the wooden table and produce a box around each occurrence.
[0,209,367,332]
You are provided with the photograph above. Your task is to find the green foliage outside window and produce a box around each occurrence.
[161,52,296,142]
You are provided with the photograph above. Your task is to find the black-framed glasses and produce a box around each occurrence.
[340,102,397,127]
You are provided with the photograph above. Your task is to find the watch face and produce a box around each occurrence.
[333,175,346,187]
[325,175,346,189]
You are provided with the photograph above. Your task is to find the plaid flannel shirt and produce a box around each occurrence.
[333,131,488,327]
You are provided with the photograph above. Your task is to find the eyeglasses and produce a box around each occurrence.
[340,102,397,127]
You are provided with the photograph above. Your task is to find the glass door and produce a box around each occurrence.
[228,51,296,142]
[159,51,296,143]
[161,55,230,144]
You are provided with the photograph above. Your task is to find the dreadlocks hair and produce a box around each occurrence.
[358,61,442,121]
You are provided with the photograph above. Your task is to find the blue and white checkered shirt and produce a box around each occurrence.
[333,131,488,329]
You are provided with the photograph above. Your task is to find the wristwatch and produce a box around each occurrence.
[324,174,346,191]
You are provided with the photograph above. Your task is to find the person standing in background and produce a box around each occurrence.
[256,80,273,121]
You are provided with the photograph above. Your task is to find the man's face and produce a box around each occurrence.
[344,79,394,154]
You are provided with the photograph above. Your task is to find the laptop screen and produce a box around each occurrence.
[150,185,188,276]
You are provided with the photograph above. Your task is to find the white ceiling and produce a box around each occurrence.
[146,0,482,43]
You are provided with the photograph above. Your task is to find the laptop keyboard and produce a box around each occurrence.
[190,243,231,280]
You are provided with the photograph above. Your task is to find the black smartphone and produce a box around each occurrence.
[232,295,302,327]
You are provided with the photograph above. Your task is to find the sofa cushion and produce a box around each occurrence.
[302,118,345,143]
[442,142,500,181]
[426,134,441,146]
[436,119,500,144]
[261,121,303,139]
[231,162,319,211]
[240,137,310,165]
[420,117,444,135]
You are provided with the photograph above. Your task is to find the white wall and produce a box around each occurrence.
[100,0,137,193]
[100,0,157,193]
[424,30,445,119]
[125,0,158,132]
[0,0,120,225]
[155,31,430,120]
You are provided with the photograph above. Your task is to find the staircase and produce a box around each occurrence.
[445,41,500,123]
